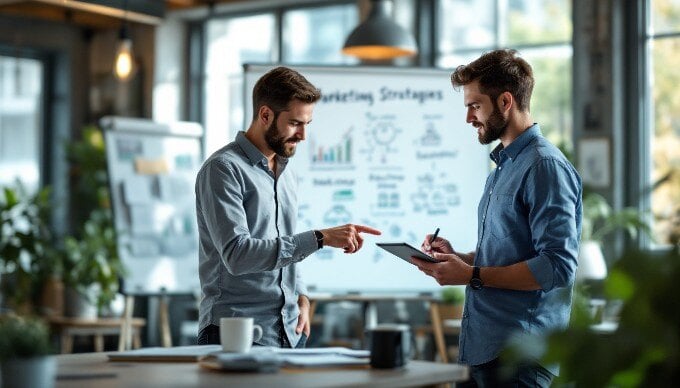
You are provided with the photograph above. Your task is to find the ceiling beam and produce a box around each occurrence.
[0,0,163,24]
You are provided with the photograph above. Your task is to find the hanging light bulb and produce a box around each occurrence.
[114,24,136,81]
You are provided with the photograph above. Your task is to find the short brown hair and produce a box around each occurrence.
[450,49,534,112]
[252,66,322,120]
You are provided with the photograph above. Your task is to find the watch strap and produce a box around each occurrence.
[313,230,324,249]
[470,266,483,290]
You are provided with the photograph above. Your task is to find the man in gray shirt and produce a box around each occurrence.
[195,66,381,348]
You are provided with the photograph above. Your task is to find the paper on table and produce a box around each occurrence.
[108,345,221,362]
[266,347,369,367]
[264,346,369,358]
[200,347,370,370]
[278,354,369,367]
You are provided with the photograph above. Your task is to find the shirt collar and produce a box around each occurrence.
[489,124,541,164]
[235,131,289,170]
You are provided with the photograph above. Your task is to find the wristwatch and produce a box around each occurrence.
[313,230,324,249]
[470,266,483,290]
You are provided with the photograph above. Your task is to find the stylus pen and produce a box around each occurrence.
[429,227,440,244]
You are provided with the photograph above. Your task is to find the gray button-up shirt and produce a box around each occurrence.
[459,125,582,373]
[195,131,318,347]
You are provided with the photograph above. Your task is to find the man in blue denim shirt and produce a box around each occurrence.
[195,67,381,348]
[413,50,582,387]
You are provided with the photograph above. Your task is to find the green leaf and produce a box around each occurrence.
[604,269,636,301]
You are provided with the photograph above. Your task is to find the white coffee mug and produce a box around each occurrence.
[220,317,263,353]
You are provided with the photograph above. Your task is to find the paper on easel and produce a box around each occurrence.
[135,158,169,175]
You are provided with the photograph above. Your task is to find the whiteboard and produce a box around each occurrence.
[102,117,203,294]
[244,65,489,293]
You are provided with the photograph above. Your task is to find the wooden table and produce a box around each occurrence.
[48,316,146,353]
[54,352,468,387]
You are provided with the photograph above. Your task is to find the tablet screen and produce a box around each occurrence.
[375,242,438,264]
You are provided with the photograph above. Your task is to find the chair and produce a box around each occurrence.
[414,302,462,362]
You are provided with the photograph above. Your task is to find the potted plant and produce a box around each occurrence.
[0,182,58,315]
[582,192,650,244]
[61,126,125,318]
[439,286,465,320]
[577,193,650,282]
[0,315,56,388]
[62,209,125,318]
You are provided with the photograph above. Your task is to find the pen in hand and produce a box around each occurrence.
[429,227,440,245]
[425,227,440,255]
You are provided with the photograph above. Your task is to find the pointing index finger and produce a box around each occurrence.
[354,225,382,235]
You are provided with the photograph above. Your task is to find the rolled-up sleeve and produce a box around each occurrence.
[524,158,581,291]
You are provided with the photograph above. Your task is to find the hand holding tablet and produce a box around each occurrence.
[376,242,440,264]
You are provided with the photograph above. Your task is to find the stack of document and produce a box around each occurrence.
[200,347,370,372]
[108,345,221,362]
[261,347,370,367]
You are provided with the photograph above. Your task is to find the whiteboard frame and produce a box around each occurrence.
[240,64,489,294]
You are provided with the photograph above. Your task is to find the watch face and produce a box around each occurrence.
[470,278,483,290]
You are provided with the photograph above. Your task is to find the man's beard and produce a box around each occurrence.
[478,104,508,145]
[265,119,299,158]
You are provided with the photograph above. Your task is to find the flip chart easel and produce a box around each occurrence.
[102,116,204,347]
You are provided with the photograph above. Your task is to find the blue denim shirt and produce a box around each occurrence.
[459,125,582,371]
[195,132,318,347]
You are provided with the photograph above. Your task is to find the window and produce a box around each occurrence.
[204,13,276,155]
[0,55,43,193]
[436,0,573,147]
[646,0,680,246]
[200,2,358,154]
[282,5,358,65]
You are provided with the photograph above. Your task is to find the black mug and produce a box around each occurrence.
[369,324,411,369]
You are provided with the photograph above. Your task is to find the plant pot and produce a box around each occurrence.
[576,240,608,280]
[39,276,65,317]
[439,304,463,320]
[99,292,125,318]
[64,285,100,319]
[0,355,56,388]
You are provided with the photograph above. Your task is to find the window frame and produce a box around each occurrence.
[433,0,574,149]
[188,0,359,120]
[0,47,49,192]
[633,0,680,250]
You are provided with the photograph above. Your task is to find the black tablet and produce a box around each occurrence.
[376,242,439,264]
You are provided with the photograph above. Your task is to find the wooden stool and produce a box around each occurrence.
[47,316,146,353]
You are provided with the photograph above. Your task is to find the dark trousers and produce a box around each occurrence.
[197,324,307,349]
[456,358,554,388]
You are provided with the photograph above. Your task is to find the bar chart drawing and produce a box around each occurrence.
[309,127,353,166]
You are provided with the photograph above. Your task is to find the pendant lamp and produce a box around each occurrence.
[342,0,417,60]
[114,0,136,81]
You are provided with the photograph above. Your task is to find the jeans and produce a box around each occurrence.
[197,324,307,348]
[457,358,554,388]
[197,324,220,345]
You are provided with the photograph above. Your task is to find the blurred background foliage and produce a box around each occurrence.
[64,126,123,308]
[504,238,679,387]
